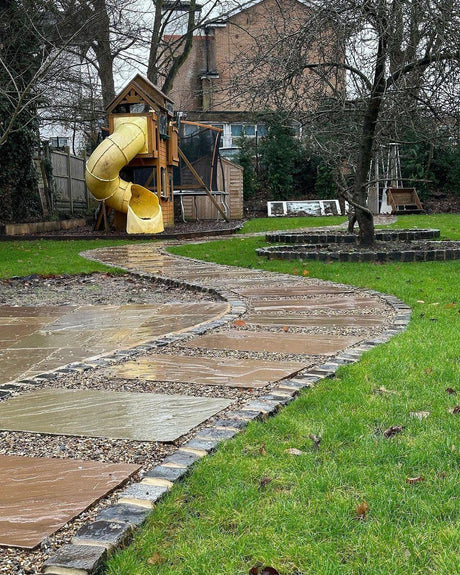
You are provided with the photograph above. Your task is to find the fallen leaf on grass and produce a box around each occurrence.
[303,270,310,276]
[259,476,272,489]
[147,551,165,565]
[250,566,280,575]
[259,442,267,455]
[424,367,433,374]
[309,433,322,449]
[285,447,304,456]
[445,303,456,309]
[384,425,405,438]
[449,406,460,414]
[406,476,425,484]
[356,501,369,520]
[445,388,457,394]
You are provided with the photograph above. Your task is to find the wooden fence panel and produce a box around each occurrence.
[50,150,91,213]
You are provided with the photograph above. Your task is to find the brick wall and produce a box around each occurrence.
[166,0,342,114]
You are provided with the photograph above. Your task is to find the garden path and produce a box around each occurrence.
[0,238,410,574]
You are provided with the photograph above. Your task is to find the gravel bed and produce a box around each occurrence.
[32,219,245,238]
[0,272,218,307]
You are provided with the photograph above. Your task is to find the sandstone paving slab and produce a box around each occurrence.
[250,297,380,312]
[152,302,228,317]
[0,454,139,549]
[0,348,57,383]
[244,313,387,328]
[0,305,68,318]
[111,354,305,388]
[185,331,362,355]
[237,286,353,297]
[0,389,231,442]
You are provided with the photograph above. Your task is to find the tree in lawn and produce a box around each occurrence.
[230,0,460,245]
[257,115,303,201]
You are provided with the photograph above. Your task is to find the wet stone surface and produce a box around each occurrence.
[0,454,139,549]
[0,388,231,442]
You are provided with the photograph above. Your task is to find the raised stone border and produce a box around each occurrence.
[265,228,441,244]
[41,246,413,575]
[256,240,460,262]
[0,218,88,237]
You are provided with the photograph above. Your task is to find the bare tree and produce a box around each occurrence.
[148,0,240,95]
[227,0,460,245]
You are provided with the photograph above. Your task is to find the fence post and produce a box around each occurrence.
[83,150,90,210]
[66,147,73,214]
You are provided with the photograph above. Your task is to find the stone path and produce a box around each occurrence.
[0,239,411,574]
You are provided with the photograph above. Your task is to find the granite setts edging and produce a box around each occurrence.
[265,228,441,244]
[39,249,412,575]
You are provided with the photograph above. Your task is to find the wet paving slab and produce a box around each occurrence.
[184,331,363,355]
[244,313,388,328]
[110,354,305,388]
[0,454,139,549]
[0,302,228,384]
[0,389,231,442]
[237,286,354,297]
[249,297,380,312]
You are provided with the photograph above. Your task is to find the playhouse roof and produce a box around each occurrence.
[106,74,175,114]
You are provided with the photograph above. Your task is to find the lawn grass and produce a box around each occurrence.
[380,213,460,240]
[238,215,347,233]
[107,214,460,575]
[0,239,139,278]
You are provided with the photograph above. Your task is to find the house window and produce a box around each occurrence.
[159,114,168,138]
[231,124,256,138]
[231,124,243,138]
[49,137,68,149]
[257,124,267,136]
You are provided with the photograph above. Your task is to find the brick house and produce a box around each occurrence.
[164,0,344,157]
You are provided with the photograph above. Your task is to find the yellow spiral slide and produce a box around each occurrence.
[85,116,164,234]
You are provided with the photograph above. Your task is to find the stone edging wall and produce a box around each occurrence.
[266,228,441,244]
[257,241,460,262]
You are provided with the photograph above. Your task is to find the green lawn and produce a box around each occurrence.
[0,239,138,278]
[238,215,347,233]
[106,214,460,575]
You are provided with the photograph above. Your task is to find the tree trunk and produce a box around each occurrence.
[92,0,115,109]
[352,22,388,247]
[147,0,164,85]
